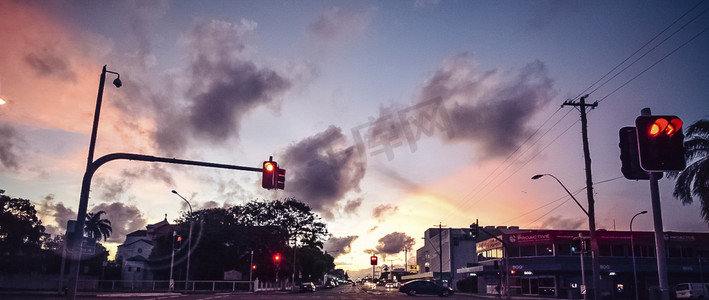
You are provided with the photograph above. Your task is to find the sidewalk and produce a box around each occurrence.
[456,292,560,300]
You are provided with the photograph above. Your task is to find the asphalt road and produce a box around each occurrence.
[2,285,496,300]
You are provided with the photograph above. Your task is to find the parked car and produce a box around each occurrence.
[399,280,453,297]
[300,282,316,292]
[385,282,400,289]
[676,283,709,299]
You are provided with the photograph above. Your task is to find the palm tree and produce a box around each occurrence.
[669,119,709,225]
[85,210,112,242]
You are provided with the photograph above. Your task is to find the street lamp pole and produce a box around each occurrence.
[631,211,648,300]
[172,190,193,288]
[532,173,599,298]
[67,65,121,300]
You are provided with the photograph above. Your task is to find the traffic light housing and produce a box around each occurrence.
[570,238,582,254]
[273,253,281,266]
[276,167,286,190]
[635,115,686,171]
[370,255,378,266]
[262,161,277,189]
[470,222,479,238]
[174,235,183,249]
[619,127,661,180]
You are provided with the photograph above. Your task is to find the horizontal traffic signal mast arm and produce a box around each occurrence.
[91,152,264,173]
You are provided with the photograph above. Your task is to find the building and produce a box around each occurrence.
[405,227,478,287]
[115,217,176,283]
[466,229,709,299]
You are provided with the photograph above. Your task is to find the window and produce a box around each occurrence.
[508,247,520,257]
[557,243,571,256]
[137,248,143,254]
[520,245,535,257]
[136,267,141,272]
[127,266,132,272]
[537,244,553,256]
[611,245,625,257]
[599,244,611,256]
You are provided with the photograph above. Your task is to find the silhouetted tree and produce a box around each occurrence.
[85,210,112,242]
[0,189,48,256]
[669,119,709,225]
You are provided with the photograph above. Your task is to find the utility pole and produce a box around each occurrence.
[433,223,447,286]
[562,95,600,300]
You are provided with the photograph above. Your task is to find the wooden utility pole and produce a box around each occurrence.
[562,95,601,300]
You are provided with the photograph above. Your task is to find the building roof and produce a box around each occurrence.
[127,230,147,237]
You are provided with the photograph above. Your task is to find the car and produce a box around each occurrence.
[385,282,400,289]
[300,282,316,292]
[676,283,709,299]
[399,280,453,297]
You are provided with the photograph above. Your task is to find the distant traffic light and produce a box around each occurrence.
[570,238,582,254]
[370,255,378,266]
[635,115,686,171]
[470,220,479,238]
[174,235,183,249]
[252,265,257,270]
[262,161,277,189]
[273,253,281,265]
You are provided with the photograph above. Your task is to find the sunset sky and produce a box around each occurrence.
[1,0,708,277]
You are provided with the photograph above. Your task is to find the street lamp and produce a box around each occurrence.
[532,173,600,299]
[631,210,648,300]
[172,190,194,288]
[66,65,121,300]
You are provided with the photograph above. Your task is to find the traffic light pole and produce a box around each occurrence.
[641,108,670,300]
[66,153,264,300]
[578,234,587,300]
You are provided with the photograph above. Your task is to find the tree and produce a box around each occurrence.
[670,119,709,225]
[85,210,112,242]
[0,190,48,256]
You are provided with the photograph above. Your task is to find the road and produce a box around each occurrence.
[3,285,494,300]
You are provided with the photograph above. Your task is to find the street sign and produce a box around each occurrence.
[581,285,586,295]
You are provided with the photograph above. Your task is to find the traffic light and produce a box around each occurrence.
[370,255,378,266]
[273,253,281,266]
[262,160,277,189]
[276,167,286,190]
[635,115,686,171]
[470,222,479,238]
[619,127,661,180]
[174,235,183,249]
[252,265,257,270]
[571,238,582,254]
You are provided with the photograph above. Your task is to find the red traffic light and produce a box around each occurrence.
[370,255,378,266]
[262,160,277,189]
[252,265,257,270]
[273,254,281,262]
[646,117,682,137]
[635,115,686,171]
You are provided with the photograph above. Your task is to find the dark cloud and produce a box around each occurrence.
[280,125,366,219]
[372,204,398,222]
[375,232,416,255]
[121,165,175,187]
[90,202,148,243]
[0,124,22,170]
[152,19,291,153]
[23,47,77,82]
[95,177,131,202]
[38,194,76,237]
[343,197,363,216]
[324,235,358,257]
[127,0,169,65]
[419,54,555,159]
[540,215,585,230]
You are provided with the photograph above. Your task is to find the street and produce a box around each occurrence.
[2,285,498,300]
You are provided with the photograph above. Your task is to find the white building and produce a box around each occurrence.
[115,218,175,282]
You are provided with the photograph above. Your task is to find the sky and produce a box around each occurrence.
[1,0,709,278]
